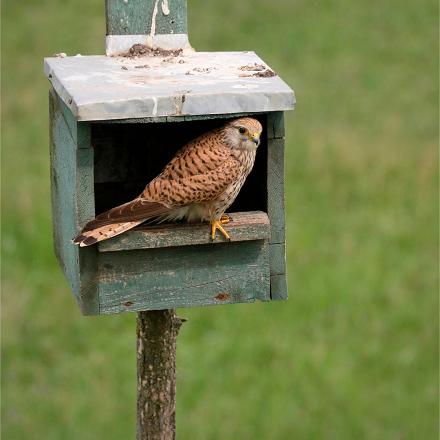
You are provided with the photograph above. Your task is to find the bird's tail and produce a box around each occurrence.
[73,197,172,247]
[73,220,145,247]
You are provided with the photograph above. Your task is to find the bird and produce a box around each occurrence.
[73,117,262,247]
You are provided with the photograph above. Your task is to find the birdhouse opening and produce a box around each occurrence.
[92,115,268,226]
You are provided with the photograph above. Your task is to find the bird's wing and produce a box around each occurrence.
[145,156,242,206]
[79,156,241,231]
[158,131,230,180]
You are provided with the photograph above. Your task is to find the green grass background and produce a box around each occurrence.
[2,0,438,438]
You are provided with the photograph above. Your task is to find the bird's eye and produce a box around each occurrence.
[238,127,246,134]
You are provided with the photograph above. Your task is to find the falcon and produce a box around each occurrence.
[73,117,262,246]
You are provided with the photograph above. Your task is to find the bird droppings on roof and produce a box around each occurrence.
[239,63,277,78]
[125,44,183,58]
[239,63,266,71]
[252,69,277,77]
[44,51,295,120]
[192,67,213,74]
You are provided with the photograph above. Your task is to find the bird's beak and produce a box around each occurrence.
[251,132,261,146]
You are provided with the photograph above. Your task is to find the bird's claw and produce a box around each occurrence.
[211,219,231,241]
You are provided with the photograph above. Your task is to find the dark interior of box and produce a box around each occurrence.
[92,115,268,221]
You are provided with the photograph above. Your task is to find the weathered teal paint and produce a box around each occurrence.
[98,240,270,314]
[266,112,287,300]
[50,90,99,314]
[50,91,289,313]
[270,273,288,301]
[267,111,285,140]
[105,0,187,36]
[269,243,285,277]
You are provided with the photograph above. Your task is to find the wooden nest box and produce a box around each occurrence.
[44,1,295,315]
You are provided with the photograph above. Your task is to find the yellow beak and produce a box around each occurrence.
[251,132,261,145]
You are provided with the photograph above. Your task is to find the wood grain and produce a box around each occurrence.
[266,112,287,300]
[50,90,99,314]
[104,113,265,125]
[106,0,187,36]
[267,111,285,140]
[270,242,286,276]
[267,137,285,245]
[137,310,183,440]
[98,211,270,252]
[270,273,288,301]
[98,240,270,314]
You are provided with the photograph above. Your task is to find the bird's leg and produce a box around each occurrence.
[211,219,231,241]
[220,213,232,224]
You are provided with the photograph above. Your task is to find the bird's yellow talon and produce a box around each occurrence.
[211,220,231,241]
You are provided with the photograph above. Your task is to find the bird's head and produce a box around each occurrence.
[223,118,263,151]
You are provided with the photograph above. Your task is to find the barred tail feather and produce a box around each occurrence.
[73,220,144,247]
[72,197,172,247]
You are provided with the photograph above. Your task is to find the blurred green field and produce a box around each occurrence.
[2,0,438,438]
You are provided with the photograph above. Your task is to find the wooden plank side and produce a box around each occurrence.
[98,211,270,252]
[102,112,266,125]
[106,0,187,36]
[270,242,286,276]
[76,123,99,315]
[267,112,285,140]
[269,243,287,300]
[50,90,99,314]
[267,137,285,244]
[56,93,92,151]
[98,240,270,314]
[50,89,81,297]
[270,273,288,301]
[76,144,95,225]
[266,113,288,301]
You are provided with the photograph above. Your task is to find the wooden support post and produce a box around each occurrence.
[105,0,188,36]
[105,0,189,55]
[136,310,183,440]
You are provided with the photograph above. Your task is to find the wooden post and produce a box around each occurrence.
[105,0,189,55]
[136,310,184,440]
[105,0,187,36]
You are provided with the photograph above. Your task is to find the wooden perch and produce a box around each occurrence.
[98,211,270,252]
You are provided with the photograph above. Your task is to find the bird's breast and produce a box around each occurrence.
[232,149,257,173]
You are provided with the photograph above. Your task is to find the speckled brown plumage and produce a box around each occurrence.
[73,117,262,246]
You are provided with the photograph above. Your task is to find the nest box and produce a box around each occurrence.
[45,1,295,315]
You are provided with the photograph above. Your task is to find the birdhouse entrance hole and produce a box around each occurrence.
[92,115,268,229]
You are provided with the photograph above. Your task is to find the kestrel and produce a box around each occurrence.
[73,117,262,246]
